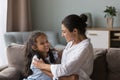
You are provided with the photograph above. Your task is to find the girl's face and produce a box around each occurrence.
[35,35,50,53]
[61,24,74,42]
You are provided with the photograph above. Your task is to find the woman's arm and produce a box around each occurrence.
[33,49,87,75]
[41,68,79,80]
[33,59,79,80]
[33,45,93,78]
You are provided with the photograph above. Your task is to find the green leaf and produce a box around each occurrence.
[104,6,117,18]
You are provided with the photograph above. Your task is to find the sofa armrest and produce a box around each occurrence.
[0,67,21,80]
[0,65,8,71]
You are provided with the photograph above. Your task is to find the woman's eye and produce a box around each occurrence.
[62,31,65,33]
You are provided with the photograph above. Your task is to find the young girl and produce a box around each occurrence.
[23,31,59,80]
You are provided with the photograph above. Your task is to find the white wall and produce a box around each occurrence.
[31,0,120,31]
[0,0,7,66]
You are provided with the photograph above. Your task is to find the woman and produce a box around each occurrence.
[33,14,94,80]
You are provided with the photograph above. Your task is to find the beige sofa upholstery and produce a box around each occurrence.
[0,44,25,80]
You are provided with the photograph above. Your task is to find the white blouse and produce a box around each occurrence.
[51,39,94,80]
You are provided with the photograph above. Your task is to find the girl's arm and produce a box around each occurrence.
[41,69,53,77]
[59,74,79,80]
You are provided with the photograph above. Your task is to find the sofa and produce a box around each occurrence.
[0,31,120,80]
[91,48,120,80]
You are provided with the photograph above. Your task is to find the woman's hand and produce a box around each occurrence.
[33,58,51,71]
[33,58,45,69]
[33,58,53,77]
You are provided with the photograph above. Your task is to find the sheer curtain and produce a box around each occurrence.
[0,0,7,66]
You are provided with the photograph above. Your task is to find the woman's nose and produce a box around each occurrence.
[61,33,64,37]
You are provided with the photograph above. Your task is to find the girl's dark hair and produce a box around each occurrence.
[24,31,55,77]
[62,14,87,35]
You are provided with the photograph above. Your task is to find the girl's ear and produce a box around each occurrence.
[31,45,37,50]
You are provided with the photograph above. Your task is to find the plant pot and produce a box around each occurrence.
[106,17,114,28]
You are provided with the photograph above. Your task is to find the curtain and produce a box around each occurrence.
[7,0,32,32]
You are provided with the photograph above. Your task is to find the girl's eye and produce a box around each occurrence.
[46,40,49,43]
[40,42,44,45]
[40,40,49,45]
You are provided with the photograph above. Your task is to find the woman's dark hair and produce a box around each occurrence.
[24,31,55,77]
[62,14,87,35]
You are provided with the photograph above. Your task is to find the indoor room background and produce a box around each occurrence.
[0,0,120,66]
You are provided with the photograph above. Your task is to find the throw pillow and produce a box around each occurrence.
[90,48,107,80]
[7,43,26,74]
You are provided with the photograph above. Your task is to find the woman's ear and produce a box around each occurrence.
[73,28,78,33]
[32,45,37,50]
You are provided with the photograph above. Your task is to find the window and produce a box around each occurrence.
[0,0,7,65]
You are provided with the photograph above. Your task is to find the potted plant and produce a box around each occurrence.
[104,6,117,28]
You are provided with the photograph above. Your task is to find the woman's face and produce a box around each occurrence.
[61,24,74,42]
[35,35,50,53]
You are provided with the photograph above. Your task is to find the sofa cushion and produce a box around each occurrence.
[106,48,120,80]
[7,43,26,74]
[91,48,107,80]
[0,67,20,80]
